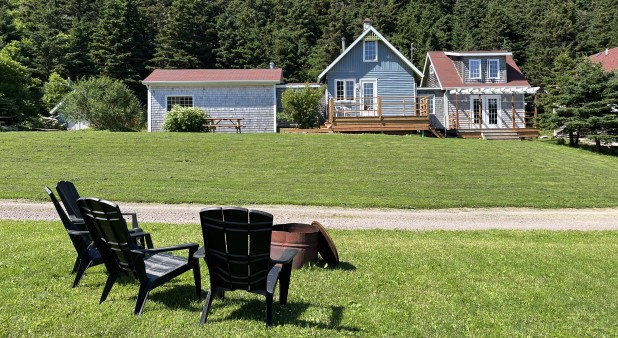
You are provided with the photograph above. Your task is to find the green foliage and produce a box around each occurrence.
[0,54,38,120]
[61,76,143,131]
[42,72,71,111]
[162,105,208,132]
[281,84,325,129]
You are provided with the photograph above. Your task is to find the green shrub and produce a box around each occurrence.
[163,106,208,132]
[281,84,325,129]
[61,76,144,131]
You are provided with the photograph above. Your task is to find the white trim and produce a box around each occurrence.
[147,85,152,132]
[445,51,512,57]
[334,79,356,101]
[487,59,500,79]
[363,40,378,62]
[468,59,482,80]
[359,78,378,116]
[273,84,277,132]
[317,26,423,81]
[143,80,281,86]
[469,95,502,128]
[276,83,321,89]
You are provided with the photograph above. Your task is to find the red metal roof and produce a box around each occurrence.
[427,51,530,88]
[143,69,283,83]
[589,47,618,72]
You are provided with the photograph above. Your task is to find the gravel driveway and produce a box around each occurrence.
[1,199,617,230]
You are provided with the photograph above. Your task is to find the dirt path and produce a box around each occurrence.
[1,199,617,230]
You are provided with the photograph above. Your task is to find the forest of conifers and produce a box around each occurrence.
[1,0,618,111]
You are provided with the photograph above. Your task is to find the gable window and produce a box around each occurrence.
[488,59,500,79]
[429,65,435,75]
[335,79,355,101]
[468,59,481,80]
[166,96,193,111]
[363,40,378,62]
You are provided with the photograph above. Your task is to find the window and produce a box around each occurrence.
[472,98,481,124]
[429,65,435,75]
[468,59,481,80]
[487,98,498,125]
[488,59,500,79]
[335,80,355,101]
[364,40,377,62]
[166,96,193,111]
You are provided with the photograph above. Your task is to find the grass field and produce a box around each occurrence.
[1,220,617,337]
[0,131,616,208]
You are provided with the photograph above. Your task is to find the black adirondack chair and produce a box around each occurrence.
[77,197,201,315]
[196,207,297,327]
[45,186,103,287]
[56,181,152,248]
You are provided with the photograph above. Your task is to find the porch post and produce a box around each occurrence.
[478,94,482,129]
[328,98,334,124]
[455,93,459,130]
[511,93,515,129]
[378,96,382,119]
[534,94,538,128]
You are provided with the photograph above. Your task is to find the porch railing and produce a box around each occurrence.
[328,96,430,123]
[448,94,538,130]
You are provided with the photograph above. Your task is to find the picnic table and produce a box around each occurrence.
[204,117,244,133]
[0,115,11,126]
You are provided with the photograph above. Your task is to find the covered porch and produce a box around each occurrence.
[447,87,540,139]
[322,96,436,135]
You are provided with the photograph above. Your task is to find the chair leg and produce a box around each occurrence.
[265,292,274,327]
[192,259,201,298]
[278,262,293,305]
[199,289,215,325]
[72,259,93,288]
[71,257,80,274]
[100,271,119,303]
[134,283,151,316]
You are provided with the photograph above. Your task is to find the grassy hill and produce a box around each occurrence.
[0,131,616,208]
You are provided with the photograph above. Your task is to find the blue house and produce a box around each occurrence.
[317,19,430,133]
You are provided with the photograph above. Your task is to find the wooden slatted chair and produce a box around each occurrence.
[196,207,297,327]
[56,181,153,248]
[45,186,103,287]
[77,197,201,315]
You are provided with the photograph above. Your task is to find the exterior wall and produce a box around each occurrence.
[324,40,417,116]
[445,93,526,129]
[418,88,445,129]
[426,65,440,88]
[453,56,508,85]
[148,85,275,133]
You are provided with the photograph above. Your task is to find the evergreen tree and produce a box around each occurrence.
[0,0,18,49]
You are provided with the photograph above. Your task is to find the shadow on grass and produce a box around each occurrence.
[312,259,357,271]
[148,284,208,312]
[207,298,360,332]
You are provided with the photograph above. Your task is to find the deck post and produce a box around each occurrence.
[328,98,334,124]
[478,94,482,129]
[534,94,538,128]
[377,97,382,119]
[511,93,515,129]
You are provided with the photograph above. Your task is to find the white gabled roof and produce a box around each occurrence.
[317,26,423,81]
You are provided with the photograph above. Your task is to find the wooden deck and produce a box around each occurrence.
[322,115,430,133]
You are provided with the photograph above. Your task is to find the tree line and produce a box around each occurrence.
[1,0,617,128]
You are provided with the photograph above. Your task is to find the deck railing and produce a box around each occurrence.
[448,95,538,130]
[328,96,430,123]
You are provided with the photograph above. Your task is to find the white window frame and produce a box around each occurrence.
[429,65,435,75]
[488,59,500,79]
[166,95,194,111]
[363,40,378,62]
[334,79,355,102]
[468,59,481,80]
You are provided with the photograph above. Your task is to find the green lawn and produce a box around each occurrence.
[0,131,616,208]
[1,220,617,337]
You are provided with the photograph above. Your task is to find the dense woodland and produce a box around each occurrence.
[1,0,618,123]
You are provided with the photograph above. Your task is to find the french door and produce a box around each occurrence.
[471,95,501,128]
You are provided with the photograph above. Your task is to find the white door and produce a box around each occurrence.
[483,96,501,128]
[359,79,377,116]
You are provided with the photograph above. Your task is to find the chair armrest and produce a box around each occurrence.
[121,212,139,229]
[136,242,199,255]
[66,229,91,236]
[193,247,205,259]
[271,248,297,265]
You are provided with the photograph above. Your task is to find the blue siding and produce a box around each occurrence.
[325,41,417,102]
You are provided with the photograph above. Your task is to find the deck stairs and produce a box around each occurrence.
[481,130,521,140]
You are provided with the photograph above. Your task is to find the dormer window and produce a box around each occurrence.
[488,59,500,79]
[468,59,481,79]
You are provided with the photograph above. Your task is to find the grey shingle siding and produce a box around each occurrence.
[149,86,275,133]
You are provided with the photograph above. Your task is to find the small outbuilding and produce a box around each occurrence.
[143,68,283,132]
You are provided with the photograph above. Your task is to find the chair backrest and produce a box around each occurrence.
[199,207,273,292]
[45,186,93,255]
[77,197,145,280]
[56,181,83,220]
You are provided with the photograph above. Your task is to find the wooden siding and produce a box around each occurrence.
[418,89,445,129]
[149,86,275,133]
[325,40,416,112]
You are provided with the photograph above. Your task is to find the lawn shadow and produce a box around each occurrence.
[312,259,357,271]
[148,284,206,312]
